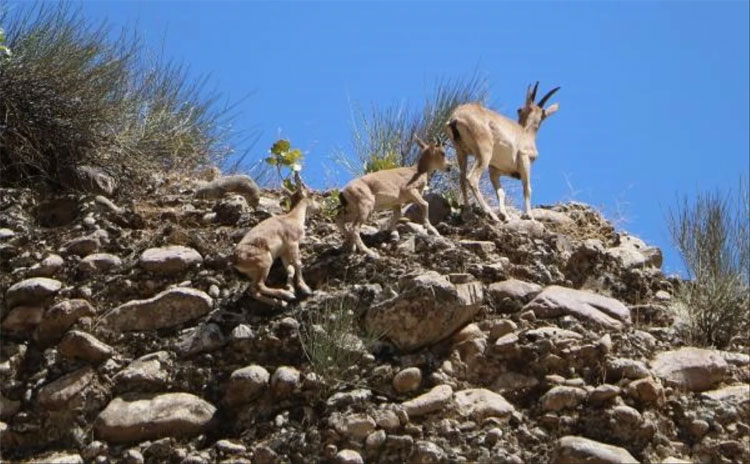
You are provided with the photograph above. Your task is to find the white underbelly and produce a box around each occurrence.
[489,142,517,174]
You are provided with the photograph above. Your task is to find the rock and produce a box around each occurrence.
[701,384,750,403]
[393,367,422,394]
[0,392,20,419]
[225,365,270,405]
[332,413,376,440]
[454,388,515,421]
[488,279,542,311]
[94,195,123,214]
[6,277,62,308]
[62,231,107,256]
[29,452,85,464]
[139,246,203,274]
[79,253,122,273]
[606,234,662,269]
[365,272,483,351]
[215,439,246,455]
[59,330,115,363]
[626,377,664,406]
[213,194,248,225]
[335,449,364,464]
[588,384,621,405]
[113,351,172,392]
[196,175,260,207]
[401,384,453,418]
[327,389,373,408]
[688,419,710,439]
[34,299,97,345]
[458,240,497,258]
[95,393,216,443]
[523,286,631,329]
[174,322,226,357]
[122,449,144,464]
[27,254,65,277]
[411,440,445,463]
[1,305,43,331]
[483,319,518,339]
[530,208,575,226]
[606,358,651,381]
[651,347,728,392]
[38,367,95,410]
[719,350,750,366]
[404,192,451,225]
[0,228,15,240]
[553,436,638,464]
[271,366,300,398]
[525,326,583,342]
[365,430,387,450]
[102,287,213,331]
[541,386,587,412]
[493,372,540,392]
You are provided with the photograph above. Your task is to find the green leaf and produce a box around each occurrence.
[283,178,296,192]
[265,156,278,166]
[271,139,291,155]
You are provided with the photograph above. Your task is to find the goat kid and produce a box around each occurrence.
[446,82,560,222]
[336,137,451,258]
[233,172,319,307]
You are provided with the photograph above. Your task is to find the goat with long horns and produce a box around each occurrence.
[446,82,560,221]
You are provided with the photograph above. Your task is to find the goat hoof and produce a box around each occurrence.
[298,285,313,297]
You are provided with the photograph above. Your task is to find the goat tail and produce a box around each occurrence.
[447,119,461,142]
[337,191,348,210]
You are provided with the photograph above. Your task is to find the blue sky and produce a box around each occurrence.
[13,1,750,275]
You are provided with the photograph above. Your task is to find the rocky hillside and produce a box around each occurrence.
[1,174,748,464]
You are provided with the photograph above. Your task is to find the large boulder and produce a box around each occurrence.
[101,287,212,331]
[196,175,260,207]
[94,393,216,443]
[5,277,62,308]
[139,246,203,274]
[651,347,728,392]
[553,436,638,464]
[523,286,631,330]
[365,272,482,351]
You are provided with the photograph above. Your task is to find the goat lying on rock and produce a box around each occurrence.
[446,82,560,221]
[233,172,319,307]
[336,137,451,258]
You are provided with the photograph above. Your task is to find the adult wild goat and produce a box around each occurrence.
[446,82,560,221]
[336,136,451,258]
[233,172,319,307]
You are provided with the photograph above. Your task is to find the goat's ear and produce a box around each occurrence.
[414,135,428,150]
[543,103,560,118]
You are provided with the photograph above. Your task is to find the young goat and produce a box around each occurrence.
[336,137,451,258]
[233,172,319,307]
[446,82,560,222]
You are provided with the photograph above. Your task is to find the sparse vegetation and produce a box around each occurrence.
[668,179,750,348]
[299,298,383,386]
[0,4,238,194]
[335,72,488,181]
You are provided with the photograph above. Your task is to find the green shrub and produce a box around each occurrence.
[667,180,750,348]
[0,4,237,194]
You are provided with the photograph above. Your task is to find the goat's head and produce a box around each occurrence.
[517,82,560,131]
[285,171,321,214]
[414,135,452,175]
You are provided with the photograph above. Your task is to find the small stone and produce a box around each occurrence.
[401,385,453,418]
[1,305,43,331]
[454,388,515,421]
[123,449,144,464]
[411,440,445,463]
[6,277,62,308]
[62,232,106,256]
[485,427,503,445]
[113,351,172,392]
[393,367,422,393]
[541,386,587,412]
[651,347,728,392]
[27,254,65,277]
[139,246,203,274]
[606,358,651,381]
[271,366,300,398]
[34,299,97,344]
[0,228,15,240]
[215,439,246,455]
[553,436,638,464]
[486,319,517,340]
[488,279,542,311]
[225,365,270,405]
[335,449,364,464]
[82,441,108,460]
[332,413,376,440]
[174,323,226,357]
[38,367,95,410]
[689,419,710,439]
[626,377,664,406]
[588,384,621,405]
[365,430,386,450]
[372,409,401,431]
[79,253,122,273]
[58,330,115,363]
[102,287,212,331]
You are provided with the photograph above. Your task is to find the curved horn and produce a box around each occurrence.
[537,86,560,108]
[527,81,539,103]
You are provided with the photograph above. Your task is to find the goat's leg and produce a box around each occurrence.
[281,254,296,294]
[336,206,356,253]
[518,155,534,219]
[405,190,440,236]
[247,265,287,307]
[467,144,500,222]
[252,254,296,301]
[287,243,312,296]
[352,200,378,258]
[387,205,402,241]
[456,147,469,209]
[489,166,509,221]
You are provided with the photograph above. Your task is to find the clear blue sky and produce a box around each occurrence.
[13,1,750,275]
